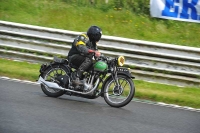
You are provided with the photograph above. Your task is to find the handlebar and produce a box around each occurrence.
[92,52,116,65]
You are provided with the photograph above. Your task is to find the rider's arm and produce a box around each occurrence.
[77,45,91,54]
[76,34,96,55]
[77,45,101,57]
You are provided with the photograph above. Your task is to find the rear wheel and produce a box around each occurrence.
[41,64,69,97]
[103,75,135,108]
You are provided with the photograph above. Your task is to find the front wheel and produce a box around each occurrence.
[103,75,135,108]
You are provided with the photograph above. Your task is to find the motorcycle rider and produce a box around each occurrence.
[67,26,102,86]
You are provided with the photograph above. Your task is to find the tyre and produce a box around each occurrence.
[41,64,69,97]
[103,75,135,108]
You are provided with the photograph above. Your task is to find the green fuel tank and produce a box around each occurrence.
[94,61,108,72]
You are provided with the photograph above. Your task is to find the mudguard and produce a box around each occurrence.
[38,58,70,77]
[116,67,135,79]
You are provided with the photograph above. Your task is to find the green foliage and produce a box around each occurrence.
[113,0,124,8]
[111,0,149,15]
[61,0,150,14]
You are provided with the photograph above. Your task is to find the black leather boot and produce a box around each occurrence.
[72,57,92,86]
[72,70,84,86]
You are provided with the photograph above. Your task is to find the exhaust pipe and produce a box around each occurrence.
[38,76,99,95]
[38,76,64,90]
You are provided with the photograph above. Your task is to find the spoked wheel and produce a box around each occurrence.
[41,65,69,97]
[103,75,135,108]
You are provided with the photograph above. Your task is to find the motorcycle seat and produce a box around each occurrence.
[53,56,67,64]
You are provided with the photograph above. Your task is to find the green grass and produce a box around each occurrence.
[0,0,200,47]
[0,58,40,81]
[135,80,200,108]
[0,58,200,109]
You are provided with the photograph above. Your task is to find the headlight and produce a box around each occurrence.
[117,56,125,66]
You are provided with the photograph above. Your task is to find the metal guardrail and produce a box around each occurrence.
[0,20,200,87]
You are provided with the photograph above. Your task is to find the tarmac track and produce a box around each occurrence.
[0,78,199,133]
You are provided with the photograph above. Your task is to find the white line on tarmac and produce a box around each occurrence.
[0,76,199,113]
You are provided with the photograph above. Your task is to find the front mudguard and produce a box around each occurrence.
[100,71,135,97]
[117,71,135,79]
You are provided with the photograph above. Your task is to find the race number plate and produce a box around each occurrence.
[117,68,129,72]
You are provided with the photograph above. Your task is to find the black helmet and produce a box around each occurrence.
[87,26,102,42]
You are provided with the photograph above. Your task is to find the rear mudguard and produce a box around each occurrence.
[100,70,135,97]
[39,62,71,77]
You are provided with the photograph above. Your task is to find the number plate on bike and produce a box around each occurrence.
[117,68,129,72]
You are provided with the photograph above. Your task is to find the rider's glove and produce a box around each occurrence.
[95,51,101,57]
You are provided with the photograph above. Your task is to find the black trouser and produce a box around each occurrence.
[68,54,93,78]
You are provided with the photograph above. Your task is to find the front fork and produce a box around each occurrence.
[111,66,120,87]
[111,71,125,96]
[111,66,129,95]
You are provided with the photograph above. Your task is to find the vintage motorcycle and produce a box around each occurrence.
[37,55,135,108]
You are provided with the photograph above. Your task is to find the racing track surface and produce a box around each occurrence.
[0,78,199,133]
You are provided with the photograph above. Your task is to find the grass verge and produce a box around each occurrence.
[0,58,199,109]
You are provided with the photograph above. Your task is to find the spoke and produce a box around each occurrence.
[123,81,128,89]
[119,79,125,86]
[47,75,55,80]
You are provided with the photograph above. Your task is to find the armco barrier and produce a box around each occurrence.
[0,20,200,87]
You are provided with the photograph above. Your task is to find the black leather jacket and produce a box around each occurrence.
[68,33,98,57]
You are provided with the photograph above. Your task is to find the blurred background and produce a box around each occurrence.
[0,0,199,47]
